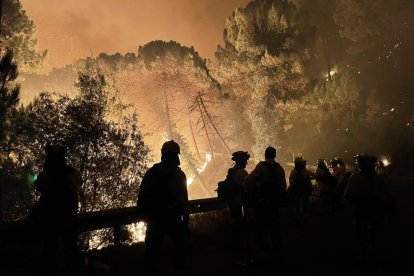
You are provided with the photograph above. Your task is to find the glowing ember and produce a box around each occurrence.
[324,67,337,78]
[382,158,391,167]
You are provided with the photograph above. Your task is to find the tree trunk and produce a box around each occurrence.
[322,32,332,81]
[190,168,210,197]
[198,92,231,154]
[189,115,202,160]
[79,142,90,213]
[349,91,355,125]
[198,100,214,161]
[180,149,211,197]
[162,73,174,140]
[0,0,3,34]
[0,174,3,224]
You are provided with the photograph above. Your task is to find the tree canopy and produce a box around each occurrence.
[0,0,46,70]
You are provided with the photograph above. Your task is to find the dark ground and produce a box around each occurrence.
[1,176,413,276]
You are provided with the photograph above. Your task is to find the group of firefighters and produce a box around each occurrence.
[220,149,394,267]
[30,140,395,275]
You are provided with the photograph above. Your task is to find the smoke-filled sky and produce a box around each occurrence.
[21,0,250,70]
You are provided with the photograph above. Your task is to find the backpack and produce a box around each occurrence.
[29,165,78,222]
[325,172,337,189]
[216,168,240,201]
[317,168,337,190]
[290,169,313,196]
[137,163,184,218]
[244,162,289,208]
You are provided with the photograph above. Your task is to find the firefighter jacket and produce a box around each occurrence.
[137,162,189,220]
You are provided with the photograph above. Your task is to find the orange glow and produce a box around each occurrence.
[20,0,251,72]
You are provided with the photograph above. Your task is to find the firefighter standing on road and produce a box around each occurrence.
[244,147,287,252]
[345,154,394,262]
[226,151,250,264]
[31,143,82,275]
[137,140,189,276]
[288,155,313,223]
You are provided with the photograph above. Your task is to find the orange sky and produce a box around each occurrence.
[21,0,250,70]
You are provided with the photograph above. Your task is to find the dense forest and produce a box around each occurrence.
[1,0,413,223]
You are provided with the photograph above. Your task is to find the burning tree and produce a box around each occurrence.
[213,0,414,169]
[137,40,222,197]
[215,0,308,160]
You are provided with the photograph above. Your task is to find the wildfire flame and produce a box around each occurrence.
[87,153,211,248]
[187,153,212,186]
[382,158,390,167]
[187,176,194,186]
[197,153,212,173]
[324,67,337,79]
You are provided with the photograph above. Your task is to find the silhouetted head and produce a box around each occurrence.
[44,142,67,170]
[354,154,377,175]
[232,151,250,168]
[334,157,344,166]
[161,140,180,167]
[265,146,276,160]
[329,159,338,168]
[294,155,306,170]
[161,140,180,154]
[316,159,326,168]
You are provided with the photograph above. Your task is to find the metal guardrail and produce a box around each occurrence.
[0,197,226,244]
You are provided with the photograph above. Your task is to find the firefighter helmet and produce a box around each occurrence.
[317,159,326,166]
[354,153,377,167]
[329,158,338,168]
[294,155,306,164]
[334,157,344,165]
[231,151,250,162]
[45,142,67,157]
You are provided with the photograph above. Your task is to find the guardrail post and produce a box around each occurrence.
[113,225,121,247]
